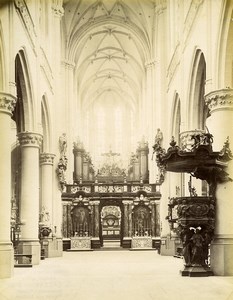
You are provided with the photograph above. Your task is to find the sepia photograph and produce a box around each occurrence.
[0,0,233,299]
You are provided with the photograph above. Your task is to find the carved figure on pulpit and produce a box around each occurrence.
[190,228,205,265]
[179,227,194,266]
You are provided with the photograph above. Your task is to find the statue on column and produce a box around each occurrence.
[57,133,68,191]
[59,133,67,157]
[152,128,166,183]
[154,128,163,148]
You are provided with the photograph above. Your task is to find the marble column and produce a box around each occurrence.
[90,201,101,248]
[122,201,132,248]
[123,201,129,238]
[205,88,233,275]
[150,201,156,237]
[0,92,16,278]
[17,132,43,265]
[128,202,133,238]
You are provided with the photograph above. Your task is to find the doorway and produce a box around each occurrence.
[100,205,122,248]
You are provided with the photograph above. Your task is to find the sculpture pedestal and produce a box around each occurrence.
[67,237,92,251]
[181,265,213,277]
[131,237,152,250]
[41,237,63,257]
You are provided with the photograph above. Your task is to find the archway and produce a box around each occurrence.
[100,203,122,248]
[188,49,208,130]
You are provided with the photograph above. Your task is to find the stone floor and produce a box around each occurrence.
[0,250,233,300]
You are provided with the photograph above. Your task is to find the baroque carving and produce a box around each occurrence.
[158,134,232,186]
[132,237,152,248]
[70,237,91,249]
[70,186,91,194]
[57,133,68,191]
[180,130,205,151]
[152,128,166,183]
[17,132,43,147]
[57,156,68,191]
[98,185,124,193]
[167,196,214,273]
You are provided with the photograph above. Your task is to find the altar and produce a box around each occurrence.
[131,236,153,250]
[68,237,92,251]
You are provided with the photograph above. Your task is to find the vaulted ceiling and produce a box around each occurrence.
[62,0,155,112]
[61,0,156,163]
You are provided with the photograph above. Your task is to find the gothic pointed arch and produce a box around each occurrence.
[187,49,208,130]
[41,94,52,152]
[170,92,181,144]
[216,0,233,88]
[14,49,35,132]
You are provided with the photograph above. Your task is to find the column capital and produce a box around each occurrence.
[205,88,233,113]
[0,92,16,115]
[40,153,56,165]
[17,132,43,148]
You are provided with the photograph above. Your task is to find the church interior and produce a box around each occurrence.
[0,0,233,296]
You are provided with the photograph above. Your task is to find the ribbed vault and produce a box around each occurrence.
[62,0,155,166]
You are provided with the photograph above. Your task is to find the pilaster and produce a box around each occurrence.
[0,92,16,278]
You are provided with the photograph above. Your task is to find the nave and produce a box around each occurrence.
[1,251,233,300]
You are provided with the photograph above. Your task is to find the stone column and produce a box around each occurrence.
[40,153,58,258]
[17,132,43,265]
[0,92,16,278]
[40,153,55,225]
[205,88,233,275]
